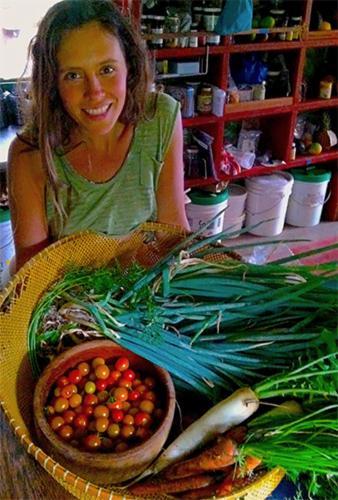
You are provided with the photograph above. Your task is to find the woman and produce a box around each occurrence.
[8,0,189,273]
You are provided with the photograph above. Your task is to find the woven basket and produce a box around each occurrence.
[0,223,285,500]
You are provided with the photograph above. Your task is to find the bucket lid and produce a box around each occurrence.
[188,189,228,205]
[0,207,11,223]
[246,172,293,190]
[291,167,332,183]
[228,184,247,198]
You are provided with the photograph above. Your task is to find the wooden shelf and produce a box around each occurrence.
[290,149,338,168]
[225,98,293,120]
[297,98,338,112]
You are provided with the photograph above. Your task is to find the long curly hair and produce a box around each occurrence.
[19,0,153,230]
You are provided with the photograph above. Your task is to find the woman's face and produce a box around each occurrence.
[57,21,128,137]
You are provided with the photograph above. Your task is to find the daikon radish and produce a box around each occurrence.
[135,387,259,482]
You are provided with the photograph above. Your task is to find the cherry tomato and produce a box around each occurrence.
[139,400,155,414]
[82,404,94,418]
[153,408,164,420]
[120,424,135,440]
[74,404,84,415]
[95,364,110,380]
[143,390,157,403]
[69,393,82,408]
[96,390,109,404]
[95,416,109,433]
[83,434,101,451]
[83,393,98,406]
[136,384,148,396]
[122,414,134,426]
[84,381,96,394]
[100,437,114,452]
[92,357,105,369]
[115,357,129,372]
[107,423,120,439]
[73,414,89,430]
[68,369,82,385]
[111,409,124,423]
[115,442,129,452]
[107,399,122,411]
[44,405,55,417]
[113,387,128,402]
[132,378,142,389]
[58,424,74,442]
[77,376,88,391]
[128,389,140,402]
[134,412,152,428]
[123,369,135,381]
[93,405,109,419]
[128,407,139,417]
[117,378,132,390]
[105,375,116,387]
[135,427,150,441]
[121,401,131,413]
[61,384,74,399]
[110,370,122,382]
[56,376,69,388]
[95,379,107,391]
[62,410,76,425]
[49,416,65,431]
[144,376,156,390]
[53,387,62,398]
[54,397,69,413]
[77,362,90,376]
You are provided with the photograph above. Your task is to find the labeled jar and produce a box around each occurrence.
[290,16,302,40]
[319,80,333,99]
[197,85,213,115]
[189,23,199,48]
[164,15,179,48]
[253,81,266,101]
[150,15,165,49]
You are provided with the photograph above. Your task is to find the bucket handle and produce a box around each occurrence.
[289,191,331,208]
[246,192,288,216]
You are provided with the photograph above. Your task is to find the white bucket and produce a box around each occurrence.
[227,184,247,218]
[186,189,228,237]
[245,172,294,236]
[0,208,15,290]
[286,168,331,227]
[223,212,246,238]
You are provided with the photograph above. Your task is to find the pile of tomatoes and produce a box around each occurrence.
[45,355,165,453]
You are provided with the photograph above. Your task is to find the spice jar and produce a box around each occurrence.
[197,84,213,115]
[319,80,333,99]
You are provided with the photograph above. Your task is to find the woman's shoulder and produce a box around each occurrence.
[8,134,44,176]
[145,91,179,119]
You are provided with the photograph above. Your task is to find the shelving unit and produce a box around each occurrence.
[124,0,337,220]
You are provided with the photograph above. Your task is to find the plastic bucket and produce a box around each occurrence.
[286,168,331,227]
[223,212,246,238]
[0,208,15,290]
[227,184,247,218]
[245,172,294,236]
[186,189,228,237]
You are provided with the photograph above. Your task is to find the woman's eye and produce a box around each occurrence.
[65,72,81,81]
[102,66,114,75]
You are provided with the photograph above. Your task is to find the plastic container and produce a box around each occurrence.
[0,208,15,290]
[227,184,248,218]
[245,172,294,236]
[186,189,228,237]
[223,212,246,238]
[286,168,331,227]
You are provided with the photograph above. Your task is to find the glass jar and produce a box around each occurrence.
[197,84,213,115]
[164,15,179,48]
[253,81,266,101]
[290,16,302,40]
[319,80,333,99]
[150,15,165,49]
[203,7,221,45]
[189,23,199,48]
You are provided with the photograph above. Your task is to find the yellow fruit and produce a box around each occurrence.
[260,16,275,29]
[308,142,322,155]
[319,21,331,31]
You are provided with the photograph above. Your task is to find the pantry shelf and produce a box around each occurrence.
[225,98,294,120]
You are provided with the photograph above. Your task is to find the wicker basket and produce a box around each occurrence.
[0,223,285,500]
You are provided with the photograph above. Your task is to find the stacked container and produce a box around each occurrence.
[223,184,247,237]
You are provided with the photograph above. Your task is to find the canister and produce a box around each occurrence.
[319,80,333,99]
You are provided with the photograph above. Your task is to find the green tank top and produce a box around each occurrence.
[47,93,179,239]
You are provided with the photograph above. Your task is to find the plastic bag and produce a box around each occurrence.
[230,53,268,85]
[215,0,253,35]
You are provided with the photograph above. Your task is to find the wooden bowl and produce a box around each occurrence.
[33,340,176,486]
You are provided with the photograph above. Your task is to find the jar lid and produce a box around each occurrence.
[270,9,285,14]
[203,7,222,13]
[189,189,228,206]
[291,16,302,21]
[0,207,11,223]
[291,168,332,183]
[153,15,165,20]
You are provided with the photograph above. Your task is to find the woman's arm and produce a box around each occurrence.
[7,137,50,272]
[156,111,190,231]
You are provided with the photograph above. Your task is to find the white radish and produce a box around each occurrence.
[134,387,259,483]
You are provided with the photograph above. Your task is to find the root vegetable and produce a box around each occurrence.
[128,474,215,496]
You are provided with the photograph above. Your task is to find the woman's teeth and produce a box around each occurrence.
[85,105,109,115]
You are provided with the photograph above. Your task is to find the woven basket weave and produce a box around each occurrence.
[0,223,285,500]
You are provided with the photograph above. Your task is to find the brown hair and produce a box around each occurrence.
[19,0,153,229]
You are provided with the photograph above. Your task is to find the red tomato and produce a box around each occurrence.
[83,434,101,451]
[143,390,157,403]
[113,387,129,402]
[123,369,135,381]
[117,378,132,390]
[107,399,122,411]
[62,410,76,425]
[68,369,82,385]
[110,370,122,382]
[56,376,69,388]
[74,405,84,415]
[111,409,124,423]
[134,412,153,428]
[49,416,65,431]
[95,379,107,391]
[83,393,98,406]
[82,404,94,418]
[73,414,89,430]
[61,384,74,399]
[115,357,129,372]
[128,389,140,402]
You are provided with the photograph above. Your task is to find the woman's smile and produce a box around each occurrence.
[57,21,128,136]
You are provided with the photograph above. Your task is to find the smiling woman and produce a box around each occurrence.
[7,0,190,274]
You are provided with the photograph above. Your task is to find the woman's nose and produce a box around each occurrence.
[85,75,104,97]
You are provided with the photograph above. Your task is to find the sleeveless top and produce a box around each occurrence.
[47,93,180,240]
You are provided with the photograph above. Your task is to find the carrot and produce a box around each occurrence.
[164,436,238,480]
[128,474,215,496]
[216,456,262,496]
[180,482,220,499]
[224,425,247,443]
